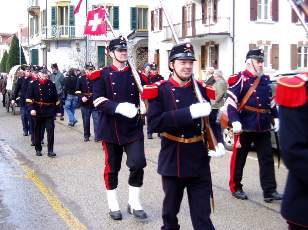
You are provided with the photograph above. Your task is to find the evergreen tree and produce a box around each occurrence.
[0,50,8,72]
[6,35,26,72]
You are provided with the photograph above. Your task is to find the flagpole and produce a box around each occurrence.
[85,0,88,63]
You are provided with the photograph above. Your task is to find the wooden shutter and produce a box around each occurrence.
[192,3,196,36]
[201,45,208,69]
[130,7,137,30]
[98,46,106,67]
[249,43,257,50]
[151,10,154,31]
[213,0,218,23]
[113,6,119,29]
[214,44,219,69]
[271,44,279,69]
[272,0,279,22]
[31,49,38,65]
[159,8,163,30]
[250,0,257,21]
[182,6,187,37]
[51,6,57,36]
[292,8,299,23]
[69,5,75,36]
[290,44,298,70]
[202,0,207,24]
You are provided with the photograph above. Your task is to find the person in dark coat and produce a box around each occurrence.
[276,74,308,230]
[64,68,79,126]
[26,69,58,157]
[144,42,221,230]
[91,36,147,221]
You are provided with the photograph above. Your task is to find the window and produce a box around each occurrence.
[51,5,75,37]
[131,7,148,31]
[208,45,218,68]
[103,5,119,30]
[262,45,270,68]
[298,46,308,68]
[207,0,214,22]
[41,10,47,34]
[153,8,161,31]
[257,0,271,20]
[185,4,193,29]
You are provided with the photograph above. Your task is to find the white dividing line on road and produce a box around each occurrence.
[0,140,87,230]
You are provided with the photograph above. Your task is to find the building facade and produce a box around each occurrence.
[148,0,308,79]
[26,0,150,71]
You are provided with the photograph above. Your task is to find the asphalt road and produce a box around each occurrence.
[0,105,288,230]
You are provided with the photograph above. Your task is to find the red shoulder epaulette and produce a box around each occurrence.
[228,74,239,86]
[205,85,216,100]
[141,80,166,100]
[88,69,101,81]
[140,72,149,84]
[275,75,308,107]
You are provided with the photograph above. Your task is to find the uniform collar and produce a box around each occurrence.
[169,76,192,88]
[111,64,130,72]
[244,69,255,78]
[38,78,48,85]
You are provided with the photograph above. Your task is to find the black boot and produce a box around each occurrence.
[127,204,148,220]
[264,191,283,203]
[36,150,42,156]
[232,189,248,200]
[48,152,56,158]
[147,133,153,139]
[109,210,122,220]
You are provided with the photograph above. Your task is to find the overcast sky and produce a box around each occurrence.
[0,0,28,33]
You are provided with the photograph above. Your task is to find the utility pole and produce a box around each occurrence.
[18,24,23,65]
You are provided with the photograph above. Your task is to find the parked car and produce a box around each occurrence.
[222,71,308,151]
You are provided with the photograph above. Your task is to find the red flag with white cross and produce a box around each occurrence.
[84,7,107,35]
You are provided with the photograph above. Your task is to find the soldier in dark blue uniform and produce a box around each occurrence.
[75,62,99,142]
[144,43,217,230]
[11,66,32,136]
[91,36,147,221]
[26,68,58,157]
[275,74,308,230]
[226,49,282,202]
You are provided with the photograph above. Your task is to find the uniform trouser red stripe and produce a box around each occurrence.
[102,139,146,190]
[229,134,240,193]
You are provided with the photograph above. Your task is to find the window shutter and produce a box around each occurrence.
[272,0,279,22]
[271,44,279,69]
[182,6,187,37]
[213,0,218,23]
[290,44,298,70]
[31,49,38,65]
[292,9,299,23]
[249,43,257,50]
[192,3,196,36]
[30,18,34,36]
[201,45,208,69]
[51,6,57,36]
[98,46,106,68]
[151,10,154,31]
[202,0,207,24]
[69,5,75,36]
[305,0,308,22]
[250,0,257,21]
[214,44,219,69]
[113,6,119,29]
[130,7,137,30]
[159,8,163,30]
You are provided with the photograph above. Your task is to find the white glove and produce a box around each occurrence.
[232,121,242,133]
[273,118,279,132]
[82,96,88,103]
[189,102,212,119]
[30,110,36,116]
[139,100,147,115]
[115,102,138,118]
[208,143,226,158]
[11,100,15,105]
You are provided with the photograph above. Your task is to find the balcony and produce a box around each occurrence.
[163,17,231,41]
[27,5,40,16]
[40,25,84,40]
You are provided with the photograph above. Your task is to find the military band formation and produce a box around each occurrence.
[6,36,308,229]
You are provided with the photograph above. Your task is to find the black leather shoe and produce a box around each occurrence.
[31,143,35,146]
[48,152,56,158]
[264,191,283,203]
[60,116,64,121]
[36,151,42,156]
[84,137,90,142]
[23,132,28,136]
[232,189,248,200]
[147,133,153,139]
[127,204,148,220]
[109,210,122,220]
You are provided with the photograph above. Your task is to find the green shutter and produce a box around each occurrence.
[98,46,106,67]
[31,49,38,65]
[113,6,119,29]
[131,7,137,30]
[51,6,57,36]
[69,5,75,36]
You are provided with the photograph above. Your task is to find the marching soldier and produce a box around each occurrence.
[144,42,220,230]
[225,49,282,202]
[91,36,147,221]
[75,62,99,142]
[26,68,58,157]
[11,66,32,136]
[276,74,308,229]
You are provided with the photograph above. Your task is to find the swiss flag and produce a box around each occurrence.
[84,8,107,35]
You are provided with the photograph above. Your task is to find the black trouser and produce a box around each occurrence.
[33,116,55,152]
[288,222,308,230]
[80,106,99,139]
[102,139,146,190]
[161,176,215,230]
[209,109,223,143]
[229,131,277,197]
